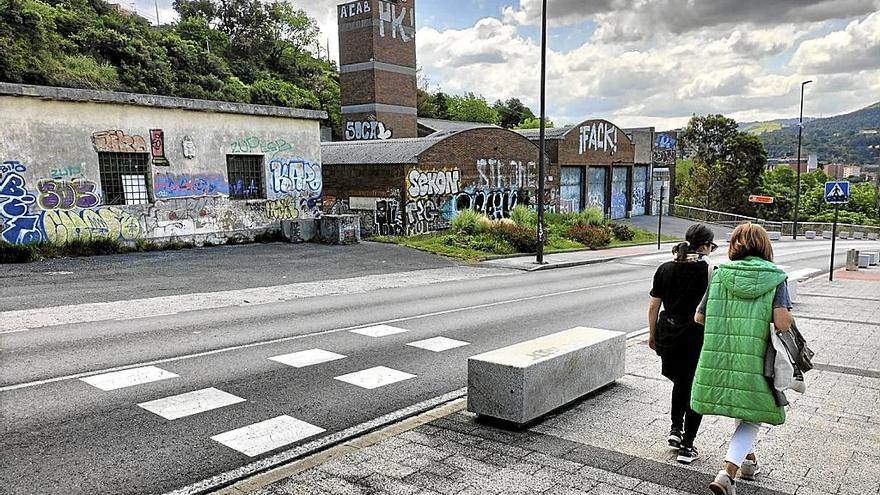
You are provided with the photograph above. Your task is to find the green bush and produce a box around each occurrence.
[0,242,39,263]
[609,223,635,241]
[250,78,321,109]
[442,233,514,254]
[450,209,492,235]
[509,205,537,228]
[491,222,538,253]
[566,225,611,250]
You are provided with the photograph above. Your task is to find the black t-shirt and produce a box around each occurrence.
[650,259,710,321]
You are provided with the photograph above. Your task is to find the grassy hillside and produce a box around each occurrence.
[755,102,880,164]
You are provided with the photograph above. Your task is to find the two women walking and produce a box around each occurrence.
[649,223,793,495]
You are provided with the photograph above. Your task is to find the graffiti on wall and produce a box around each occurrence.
[456,189,521,221]
[230,137,293,154]
[579,122,618,154]
[93,130,147,153]
[476,159,537,190]
[655,133,677,150]
[408,169,461,198]
[375,199,403,236]
[50,164,84,178]
[268,158,322,195]
[155,173,230,199]
[43,207,141,244]
[345,120,393,141]
[653,149,676,164]
[264,197,299,220]
[339,0,370,18]
[0,161,44,244]
[36,178,101,210]
[378,1,414,42]
[150,129,169,166]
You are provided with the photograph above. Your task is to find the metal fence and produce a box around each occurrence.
[670,204,880,237]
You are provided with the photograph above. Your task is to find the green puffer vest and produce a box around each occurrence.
[691,257,788,425]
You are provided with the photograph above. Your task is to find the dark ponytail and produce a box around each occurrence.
[672,242,690,262]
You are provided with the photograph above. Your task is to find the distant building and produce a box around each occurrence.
[767,154,816,173]
[824,163,862,179]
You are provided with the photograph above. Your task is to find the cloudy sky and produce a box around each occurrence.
[138,0,880,129]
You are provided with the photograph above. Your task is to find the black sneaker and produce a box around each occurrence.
[667,429,682,449]
[677,445,699,464]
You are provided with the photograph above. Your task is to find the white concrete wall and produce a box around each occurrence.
[0,94,323,245]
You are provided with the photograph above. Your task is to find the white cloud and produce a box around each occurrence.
[789,12,880,73]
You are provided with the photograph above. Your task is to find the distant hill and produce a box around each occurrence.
[750,102,880,164]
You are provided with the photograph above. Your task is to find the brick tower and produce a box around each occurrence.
[338,0,418,140]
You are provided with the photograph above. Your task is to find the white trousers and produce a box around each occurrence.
[725,420,760,466]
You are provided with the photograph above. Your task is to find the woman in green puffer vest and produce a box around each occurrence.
[692,223,794,495]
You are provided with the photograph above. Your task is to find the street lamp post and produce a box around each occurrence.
[536,0,548,264]
[793,80,812,239]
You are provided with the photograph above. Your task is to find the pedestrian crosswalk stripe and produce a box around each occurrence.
[334,366,416,389]
[350,325,410,337]
[211,415,325,457]
[786,268,821,281]
[80,366,178,391]
[138,387,246,420]
[407,336,470,352]
[268,349,346,368]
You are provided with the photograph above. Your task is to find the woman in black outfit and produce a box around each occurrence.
[647,224,717,464]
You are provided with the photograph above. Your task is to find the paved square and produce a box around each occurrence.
[80,366,178,391]
[138,387,246,420]
[350,325,410,337]
[211,415,325,457]
[334,366,416,389]
[269,349,346,368]
[407,336,470,352]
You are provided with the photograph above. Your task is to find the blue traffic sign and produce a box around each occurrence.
[825,181,850,204]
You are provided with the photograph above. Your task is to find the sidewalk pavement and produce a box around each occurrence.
[481,242,682,271]
[223,274,880,495]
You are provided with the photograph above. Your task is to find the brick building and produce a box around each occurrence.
[518,120,652,219]
[322,127,554,236]
[338,0,418,141]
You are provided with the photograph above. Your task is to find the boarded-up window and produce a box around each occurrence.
[98,152,151,205]
[226,155,265,200]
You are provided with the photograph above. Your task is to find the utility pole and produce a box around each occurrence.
[793,80,812,239]
[154,0,160,26]
[535,0,548,265]
[657,182,664,250]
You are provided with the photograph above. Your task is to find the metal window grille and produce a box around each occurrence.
[227,155,265,200]
[97,153,151,205]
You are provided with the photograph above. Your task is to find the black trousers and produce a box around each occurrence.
[662,351,703,446]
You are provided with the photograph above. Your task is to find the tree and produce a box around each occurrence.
[447,92,499,124]
[493,98,535,129]
[432,92,449,120]
[679,114,740,166]
[515,117,554,129]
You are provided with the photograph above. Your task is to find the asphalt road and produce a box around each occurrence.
[1,238,878,495]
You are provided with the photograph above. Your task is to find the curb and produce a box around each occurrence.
[486,243,681,272]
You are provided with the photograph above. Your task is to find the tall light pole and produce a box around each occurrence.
[536,0,548,264]
[793,80,812,239]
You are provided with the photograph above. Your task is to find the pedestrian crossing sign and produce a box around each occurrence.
[825,181,850,204]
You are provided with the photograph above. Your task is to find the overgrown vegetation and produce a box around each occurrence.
[0,229,289,263]
[0,0,341,134]
[374,206,670,260]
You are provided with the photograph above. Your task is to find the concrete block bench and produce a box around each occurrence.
[805,231,817,239]
[468,327,626,425]
[767,231,782,241]
[854,232,865,240]
[869,252,879,266]
[859,254,871,269]
[822,231,833,239]
[840,232,850,239]
[869,233,878,241]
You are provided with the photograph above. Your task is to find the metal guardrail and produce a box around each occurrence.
[670,204,880,237]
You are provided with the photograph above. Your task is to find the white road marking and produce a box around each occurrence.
[80,366,178,391]
[631,253,673,263]
[0,328,30,335]
[268,349,346,368]
[407,336,470,352]
[138,388,245,420]
[350,325,410,337]
[0,277,644,393]
[334,366,416,389]
[211,415,325,457]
